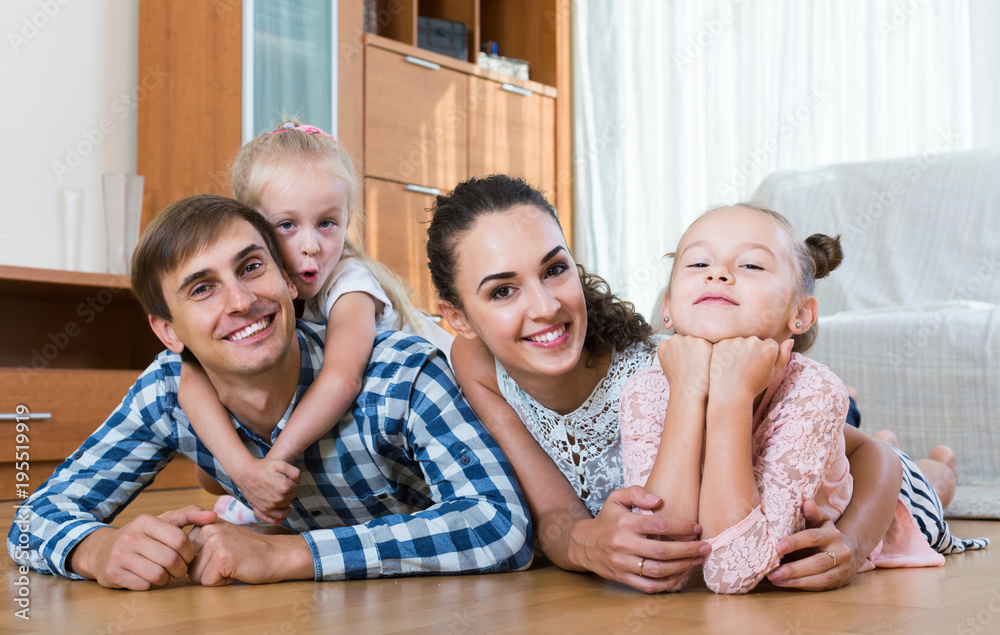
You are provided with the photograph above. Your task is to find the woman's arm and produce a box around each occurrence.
[451,337,709,593]
[768,425,902,590]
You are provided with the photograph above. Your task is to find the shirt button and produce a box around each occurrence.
[376,492,388,500]
[311,510,321,517]
[459,455,471,466]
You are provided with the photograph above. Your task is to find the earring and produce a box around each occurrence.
[795,321,803,330]
[663,316,671,327]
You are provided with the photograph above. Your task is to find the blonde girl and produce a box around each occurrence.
[180,121,452,524]
[620,204,987,594]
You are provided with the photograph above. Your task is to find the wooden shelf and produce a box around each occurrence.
[0,265,162,370]
[370,0,559,89]
[364,33,557,97]
[1,265,198,493]
[0,265,133,304]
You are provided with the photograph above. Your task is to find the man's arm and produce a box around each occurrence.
[299,335,533,580]
[7,356,183,580]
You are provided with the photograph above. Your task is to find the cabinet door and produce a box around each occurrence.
[469,77,556,199]
[363,178,440,315]
[365,47,468,190]
[0,369,199,497]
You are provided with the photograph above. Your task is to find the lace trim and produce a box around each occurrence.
[496,341,658,515]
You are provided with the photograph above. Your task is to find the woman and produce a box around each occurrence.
[426,174,902,593]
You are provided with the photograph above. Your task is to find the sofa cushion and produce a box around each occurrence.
[809,301,999,488]
[752,149,1000,314]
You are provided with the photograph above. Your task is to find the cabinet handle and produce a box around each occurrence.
[0,413,52,421]
[405,184,442,196]
[501,83,533,97]
[404,56,441,71]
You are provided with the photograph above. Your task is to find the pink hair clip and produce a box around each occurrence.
[264,123,337,141]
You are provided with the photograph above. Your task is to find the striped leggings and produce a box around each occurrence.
[892,445,990,554]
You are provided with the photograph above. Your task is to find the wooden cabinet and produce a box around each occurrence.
[363,179,441,314]
[137,1,571,318]
[354,1,571,313]
[468,75,556,198]
[365,46,469,189]
[0,266,199,500]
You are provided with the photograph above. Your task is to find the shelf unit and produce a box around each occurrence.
[0,265,199,500]
[347,0,572,314]
[136,0,571,316]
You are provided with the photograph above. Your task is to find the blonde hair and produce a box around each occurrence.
[665,203,843,353]
[231,120,426,335]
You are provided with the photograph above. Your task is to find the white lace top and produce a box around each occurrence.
[495,340,659,516]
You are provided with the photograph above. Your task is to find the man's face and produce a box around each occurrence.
[150,220,299,378]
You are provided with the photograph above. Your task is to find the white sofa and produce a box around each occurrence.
[751,149,1000,518]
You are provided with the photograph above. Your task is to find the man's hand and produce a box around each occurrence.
[69,506,217,590]
[232,457,301,525]
[567,486,711,594]
[187,520,314,586]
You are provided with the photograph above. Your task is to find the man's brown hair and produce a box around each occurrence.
[130,194,284,321]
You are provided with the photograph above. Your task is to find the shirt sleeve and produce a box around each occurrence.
[619,366,671,488]
[6,358,181,579]
[299,341,533,579]
[702,359,849,594]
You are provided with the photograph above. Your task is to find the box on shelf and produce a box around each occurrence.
[477,52,529,81]
[417,16,467,61]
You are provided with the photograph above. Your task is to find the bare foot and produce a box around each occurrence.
[928,445,957,472]
[874,429,900,448]
[917,445,958,509]
[846,385,859,401]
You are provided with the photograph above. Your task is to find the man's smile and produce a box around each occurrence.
[223,314,275,342]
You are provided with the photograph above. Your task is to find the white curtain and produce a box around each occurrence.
[572,0,1000,319]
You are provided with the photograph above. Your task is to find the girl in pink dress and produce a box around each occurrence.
[619,204,987,594]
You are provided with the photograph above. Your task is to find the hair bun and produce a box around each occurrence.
[805,233,843,279]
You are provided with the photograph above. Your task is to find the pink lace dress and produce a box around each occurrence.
[620,353,946,594]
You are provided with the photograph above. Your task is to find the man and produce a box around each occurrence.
[7,195,532,589]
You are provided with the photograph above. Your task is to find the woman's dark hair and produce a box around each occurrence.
[427,174,653,357]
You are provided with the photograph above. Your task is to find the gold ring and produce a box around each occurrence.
[638,557,645,577]
[823,550,838,568]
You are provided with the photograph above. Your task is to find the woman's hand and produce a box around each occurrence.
[766,500,860,590]
[567,486,711,594]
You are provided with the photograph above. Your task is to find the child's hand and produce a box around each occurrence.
[708,336,793,403]
[233,458,302,525]
[657,335,713,402]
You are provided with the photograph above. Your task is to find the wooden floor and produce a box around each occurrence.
[1,489,997,634]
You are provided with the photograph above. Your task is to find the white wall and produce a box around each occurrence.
[0,0,138,273]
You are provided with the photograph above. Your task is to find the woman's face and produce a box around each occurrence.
[445,204,589,380]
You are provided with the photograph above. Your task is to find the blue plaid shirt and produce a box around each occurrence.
[8,324,532,580]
